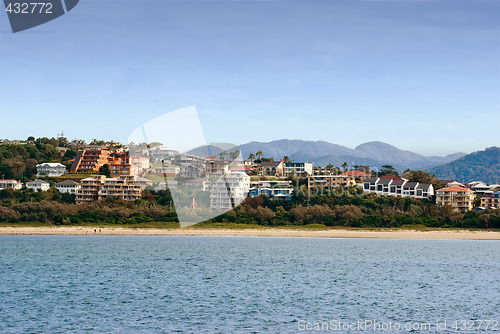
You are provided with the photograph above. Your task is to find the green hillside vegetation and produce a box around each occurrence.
[429,147,500,184]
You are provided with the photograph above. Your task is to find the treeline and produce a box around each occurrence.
[0,188,177,225]
[209,192,500,229]
[0,142,77,180]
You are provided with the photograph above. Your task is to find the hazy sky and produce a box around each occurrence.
[0,0,499,156]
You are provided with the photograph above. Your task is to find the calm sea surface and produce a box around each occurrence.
[0,236,499,333]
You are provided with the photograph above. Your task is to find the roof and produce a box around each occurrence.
[0,179,20,183]
[403,182,418,188]
[380,175,404,180]
[27,179,49,185]
[37,162,66,167]
[258,161,281,168]
[363,177,379,183]
[339,170,371,177]
[56,180,80,186]
[416,183,432,190]
[391,180,406,186]
[378,178,392,185]
[436,186,473,193]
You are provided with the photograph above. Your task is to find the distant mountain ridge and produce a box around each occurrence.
[428,147,500,184]
[237,139,466,171]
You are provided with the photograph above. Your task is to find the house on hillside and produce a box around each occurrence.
[362,176,434,199]
[0,179,23,190]
[36,163,67,177]
[257,161,284,177]
[26,179,50,192]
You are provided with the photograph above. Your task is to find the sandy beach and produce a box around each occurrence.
[1,226,500,240]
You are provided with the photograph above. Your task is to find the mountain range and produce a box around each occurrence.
[237,140,465,171]
[428,147,500,184]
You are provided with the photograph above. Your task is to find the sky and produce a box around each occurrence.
[0,0,499,156]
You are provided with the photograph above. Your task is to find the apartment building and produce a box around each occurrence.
[435,186,475,212]
[36,163,67,177]
[284,162,313,178]
[109,155,135,178]
[362,176,434,199]
[338,170,371,183]
[210,172,250,209]
[308,175,357,191]
[70,148,110,174]
[480,191,500,209]
[75,175,147,203]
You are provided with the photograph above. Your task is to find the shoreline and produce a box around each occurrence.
[1,226,500,240]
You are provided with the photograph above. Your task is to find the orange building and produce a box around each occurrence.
[70,148,110,174]
[436,186,475,212]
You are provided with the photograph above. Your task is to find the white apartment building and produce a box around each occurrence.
[55,180,81,194]
[210,172,250,209]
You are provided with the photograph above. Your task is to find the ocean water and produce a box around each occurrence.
[0,236,499,333]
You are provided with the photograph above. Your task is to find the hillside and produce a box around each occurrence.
[428,147,500,184]
[239,139,465,171]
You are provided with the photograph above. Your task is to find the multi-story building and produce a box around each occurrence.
[75,175,148,203]
[257,161,284,177]
[249,180,293,201]
[284,162,312,178]
[205,159,229,176]
[70,148,110,174]
[480,191,500,209]
[338,170,371,184]
[36,163,67,177]
[109,155,135,178]
[210,172,250,209]
[55,180,81,194]
[362,176,434,199]
[147,146,179,162]
[99,176,143,201]
[0,179,23,190]
[130,156,150,175]
[76,175,106,203]
[26,179,50,192]
[308,175,356,191]
[436,186,475,212]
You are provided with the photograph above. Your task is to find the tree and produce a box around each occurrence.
[248,153,255,162]
[256,151,263,160]
[283,156,291,163]
[341,162,348,172]
[379,165,399,177]
[401,170,435,184]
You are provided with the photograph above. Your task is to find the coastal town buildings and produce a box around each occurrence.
[436,186,475,212]
[257,161,284,177]
[338,170,371,184]
[55,180,81,194]
[75,175,149,203]
[362,176,434,199]
[284,162,313,178]
[210,172,250,209]
[70,148,110,174]
[36,163,67,177]
[26,179,50,192]
[0,179,23,190]
[249,180,293,201]
[308,175,357,191]
[480,191,500,209]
